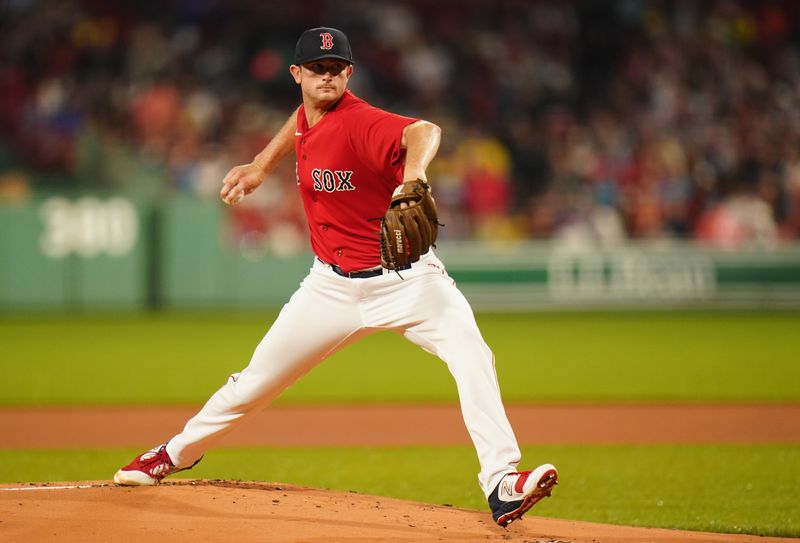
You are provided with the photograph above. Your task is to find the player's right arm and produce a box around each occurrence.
[220,108,299,205]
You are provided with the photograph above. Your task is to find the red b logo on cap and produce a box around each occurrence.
[320,32,334,50]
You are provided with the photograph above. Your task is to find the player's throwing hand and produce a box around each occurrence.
[219,162,266,205]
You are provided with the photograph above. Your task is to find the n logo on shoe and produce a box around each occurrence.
[500,479,514,498]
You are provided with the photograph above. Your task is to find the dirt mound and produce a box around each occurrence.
[0,480,793,543]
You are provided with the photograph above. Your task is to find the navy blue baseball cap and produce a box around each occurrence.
[294,27,354,65]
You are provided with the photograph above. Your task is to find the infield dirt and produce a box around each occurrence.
[3,403,798,447]
[1,404,798,542]
[1,479,796,543]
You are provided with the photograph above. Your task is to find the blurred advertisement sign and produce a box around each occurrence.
[547,250,715,302]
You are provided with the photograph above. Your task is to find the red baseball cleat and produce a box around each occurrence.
[113,444,200,486]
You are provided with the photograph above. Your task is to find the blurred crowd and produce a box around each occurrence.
[2,0,800,251]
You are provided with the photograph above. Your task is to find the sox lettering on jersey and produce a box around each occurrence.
[294,91,418,270]
[311,168,355,192]
[320,32,334,50]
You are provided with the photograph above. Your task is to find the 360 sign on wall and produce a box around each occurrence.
[39,197,140,259]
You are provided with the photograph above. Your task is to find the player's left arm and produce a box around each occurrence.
[401,120,441,183]
[380,120,442,268]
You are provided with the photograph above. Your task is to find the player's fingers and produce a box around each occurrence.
[220,175,242,200]
[222,171,235,187]
[221,177,239,200]
[223,186,243,205]
[220,180,232,197]
[397,199,418,210]
[221,167,243,189]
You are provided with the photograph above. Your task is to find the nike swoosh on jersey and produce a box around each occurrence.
[295,131,303,136]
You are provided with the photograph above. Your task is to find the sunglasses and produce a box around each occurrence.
[303,61,349,76]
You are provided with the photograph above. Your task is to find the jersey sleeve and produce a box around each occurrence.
[347,104,417,180]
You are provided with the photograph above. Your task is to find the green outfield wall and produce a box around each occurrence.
[2,194,800,311]
[0,193,150,310]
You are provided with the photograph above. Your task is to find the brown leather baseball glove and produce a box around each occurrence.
[380,179,441,270]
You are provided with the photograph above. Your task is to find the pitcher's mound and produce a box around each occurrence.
[0,480,792,543]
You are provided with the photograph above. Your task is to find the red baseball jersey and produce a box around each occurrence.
[295,90,417,272]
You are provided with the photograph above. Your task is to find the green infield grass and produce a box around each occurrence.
[1,310,798,405]
[0,444,797,537]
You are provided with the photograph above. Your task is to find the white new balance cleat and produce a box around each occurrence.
[488,463,558,527]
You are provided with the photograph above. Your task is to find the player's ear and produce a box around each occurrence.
[289,64,302,84]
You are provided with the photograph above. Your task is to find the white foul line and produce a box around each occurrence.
[0,484,102,491]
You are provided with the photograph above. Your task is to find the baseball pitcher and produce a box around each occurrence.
[114,27,557,527]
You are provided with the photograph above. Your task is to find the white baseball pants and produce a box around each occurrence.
[166,251,522,496]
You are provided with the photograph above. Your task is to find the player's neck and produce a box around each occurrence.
[304,106,328,128]
[303,94,343,128]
